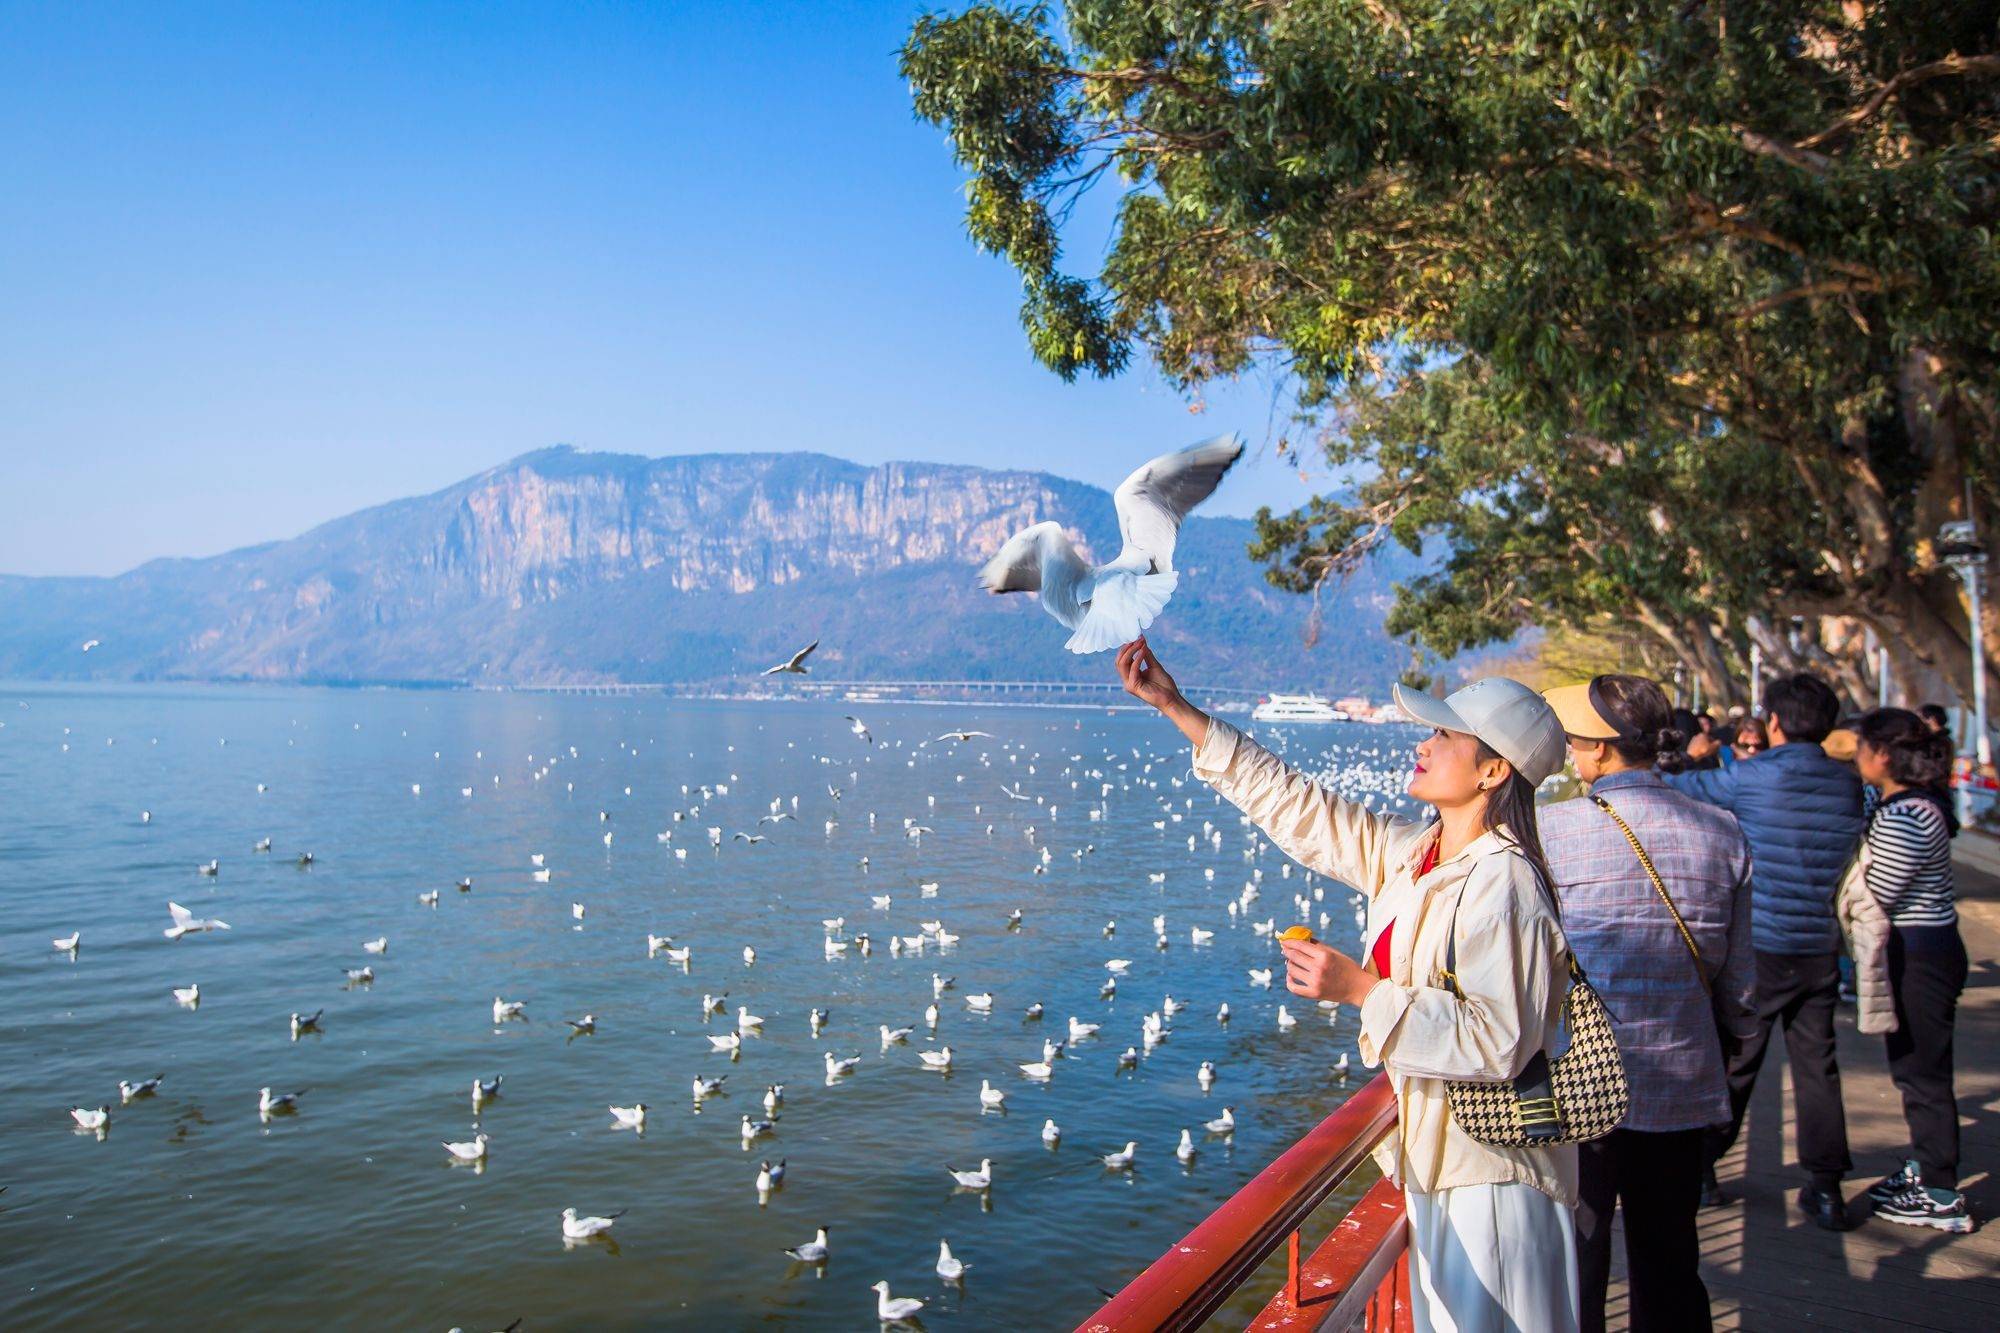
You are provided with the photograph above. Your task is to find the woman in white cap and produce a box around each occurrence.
[1115,637,1578,1333]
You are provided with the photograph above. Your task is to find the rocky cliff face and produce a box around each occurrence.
[0,447,1416,688]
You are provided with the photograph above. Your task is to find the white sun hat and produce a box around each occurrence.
[1391,677,1568,786]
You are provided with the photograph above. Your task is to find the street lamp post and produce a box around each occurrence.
[1939,520,1990,822]
[1749,641,1763,715]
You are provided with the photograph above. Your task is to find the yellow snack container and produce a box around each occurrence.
[1278,925,1316,943]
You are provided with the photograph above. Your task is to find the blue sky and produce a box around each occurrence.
[0,1,1325,577]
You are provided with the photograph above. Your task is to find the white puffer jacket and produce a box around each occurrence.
[1834,844,1896,1036]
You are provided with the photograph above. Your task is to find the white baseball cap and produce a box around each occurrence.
[1392,677,1568,786]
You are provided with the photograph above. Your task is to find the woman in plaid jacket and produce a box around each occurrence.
[1540,675,1755,1333]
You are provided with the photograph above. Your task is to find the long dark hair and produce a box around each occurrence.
[1857,707,1954,789]
[1475,739,1555,895]
[1591,674,1683,766]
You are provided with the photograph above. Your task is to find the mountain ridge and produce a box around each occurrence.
[0,445,1418,689]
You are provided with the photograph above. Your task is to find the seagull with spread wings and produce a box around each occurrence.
[761,639,819,675]
[979,434,1243,653]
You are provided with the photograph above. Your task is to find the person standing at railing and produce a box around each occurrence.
[1116,638,1580,1333]
[1539,675,1756,1333]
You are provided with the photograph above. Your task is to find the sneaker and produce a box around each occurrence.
[1700,1163,1729,1208]
[1867,1159,1919,1205]
[1874,1183,1975,1233]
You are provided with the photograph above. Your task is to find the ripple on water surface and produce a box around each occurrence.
[0,684,1422,1330]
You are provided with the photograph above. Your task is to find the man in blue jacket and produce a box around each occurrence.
[1666,672,1866,1230]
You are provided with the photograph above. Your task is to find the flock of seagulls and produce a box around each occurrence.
[30,572,1413,1325]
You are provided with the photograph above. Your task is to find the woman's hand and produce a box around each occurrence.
[1281,939,1380,1007]
[1115,637,1209,745]
[1115,636,1182,712]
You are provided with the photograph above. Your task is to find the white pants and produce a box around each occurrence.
[1406,1182,1579,1333]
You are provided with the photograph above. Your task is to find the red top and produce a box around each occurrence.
[1372,839,1441,976]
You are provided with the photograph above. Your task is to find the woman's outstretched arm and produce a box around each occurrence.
[1116,637,1406,895]
[1115,638,1211,745]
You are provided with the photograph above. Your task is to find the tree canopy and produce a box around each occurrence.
[902,1,2000,706]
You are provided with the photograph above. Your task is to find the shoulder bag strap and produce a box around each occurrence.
[1440,837,1582,998]
[1590,794,1704,978]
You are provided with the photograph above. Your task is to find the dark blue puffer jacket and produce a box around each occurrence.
[1665,742,1864,955]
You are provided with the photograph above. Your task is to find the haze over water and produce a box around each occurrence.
[0,684,1419,1329]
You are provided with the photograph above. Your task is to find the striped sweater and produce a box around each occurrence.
[1863,792,1958,928]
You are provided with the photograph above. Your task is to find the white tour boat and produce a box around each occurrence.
[1250,693,1349,724]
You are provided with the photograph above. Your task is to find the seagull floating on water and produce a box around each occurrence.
[258,1086,306,1116]
[936,1239,968,1281]
[52,931,79,952]
[785,1225,830,1263]
[1103,1141,1139,1170]
[560,1207,625,1240]
[946,1158,992,1189]
[444,1133,489,1162]
[119,1074,164,1102]
[608,1103,648,1129]
[493,997,526,1023]
[872,1281,926,1323]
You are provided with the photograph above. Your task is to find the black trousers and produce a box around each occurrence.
[1885,924,1969,1188]
[1577,1127,1711,1333]
[1704,950,1852,1185]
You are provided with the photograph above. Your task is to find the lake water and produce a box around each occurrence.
[0,684,1422,1330]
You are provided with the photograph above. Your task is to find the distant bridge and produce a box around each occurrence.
[509,677,1284,706]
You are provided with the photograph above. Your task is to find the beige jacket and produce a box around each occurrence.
[1835,845,1897,1036]
[1194,718,1578,1206]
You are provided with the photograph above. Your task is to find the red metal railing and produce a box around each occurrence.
[1079,1073,1408,1332]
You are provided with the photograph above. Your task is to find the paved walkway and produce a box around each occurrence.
[1605,842,2000,1330]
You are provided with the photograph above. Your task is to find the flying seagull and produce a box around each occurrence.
[978,434,1243,653]
[934,730,995,743]
[762,640,820,675]
[164,902,230,940]
[844,715,873,745]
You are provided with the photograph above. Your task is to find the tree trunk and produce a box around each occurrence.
[1862,568,2000,711]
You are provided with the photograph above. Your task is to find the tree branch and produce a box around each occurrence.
[1797,52,2000,150]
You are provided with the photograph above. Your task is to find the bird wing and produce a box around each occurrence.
[1111,434,1244,573]
[167,901,194,927]
[978,522,1090,612]
[788,639,819,669]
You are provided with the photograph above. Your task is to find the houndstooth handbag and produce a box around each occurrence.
[1437,861,1628,1148]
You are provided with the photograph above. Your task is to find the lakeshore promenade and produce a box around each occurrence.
[1605,840,2000,1329]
